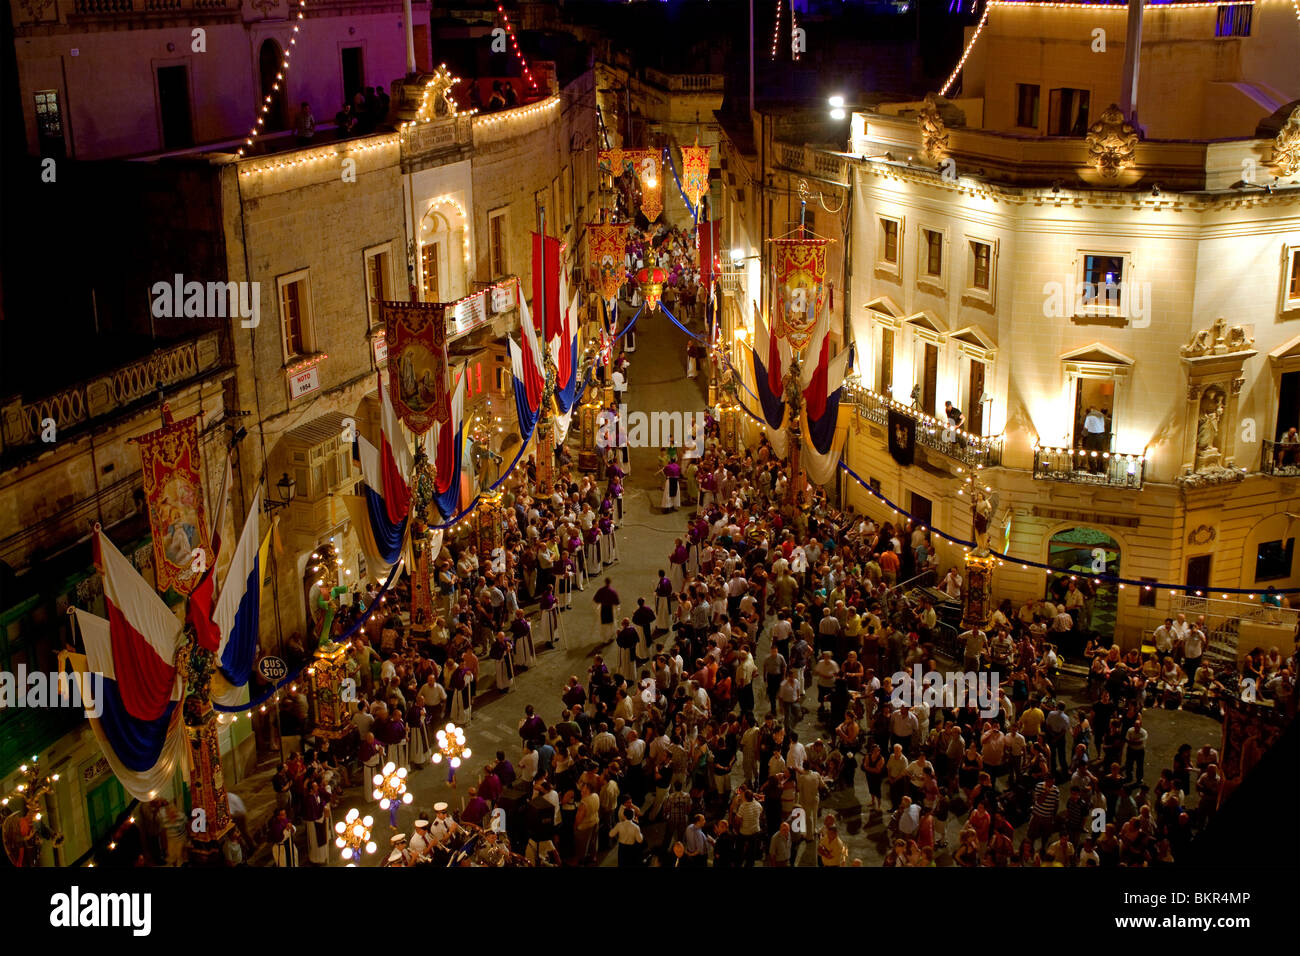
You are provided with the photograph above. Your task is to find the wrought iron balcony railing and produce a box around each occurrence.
[845,383,1003,469]
[1033,444,1146,489]
[1260,438,1300,476]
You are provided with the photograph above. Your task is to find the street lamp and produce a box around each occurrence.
[264,472,297,513]
[828,94,846,120]
[372,761,413,827]
[432,722,471,769]
[334,808,376,866]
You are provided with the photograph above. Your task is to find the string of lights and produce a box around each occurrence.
[496,3,539,92]
[771,0,783,59]
[238,0,307,157]
[662,146,700,224]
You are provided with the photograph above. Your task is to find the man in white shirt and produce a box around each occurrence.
[1153,619,1175,655]
[1083,406,1107,472]
[943,567,963,601]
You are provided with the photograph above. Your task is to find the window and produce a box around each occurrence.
[421,243,441,302]
[1284,246,1300,311]
[1079,253,1126,313]
[1215,4,1252,37]
[1138,577,1157,608]
[970,241,991,291]
[1048,88,1090,136]
[1016,84,1040,129]
[878,326,895,395]
[488,208,508,278]
[277,270,313,361]
[156,64,193,150]
[1256,538,1295,582]
[880,218,900,265]
[923,229,943,278]
[364,245,391,329]
[33,90,64,158]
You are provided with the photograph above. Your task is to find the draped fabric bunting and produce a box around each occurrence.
[552,264,581,417]
[801,344,854,485]
[434,369,468,521]
[587,222,629,301]
[532,232,563,346]
[137,412,211,597]
[66,613,189,802]
[680,143,711,208]
[770,237,831,351]
[888,408,916,467]
[211,492,271,706]
[751,308,789,430]
[93,527,184,722]
[349,374,412,571]
[598,148,663,223]
[384,299,449,435]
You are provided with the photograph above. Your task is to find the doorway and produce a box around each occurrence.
[967,360,986,436]
[1046,527,1120,642]
[156,64,193,149]
[921,342,938,414]
[341,47,365,107]
[878,327,894,396]
[259,40,287,132]
[1072,378,1114,452]
[1276,370,1299,440]
[1187,554,1212,592]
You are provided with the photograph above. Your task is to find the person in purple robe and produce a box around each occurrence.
[593,577,620,644]
[539,585,563,647]
[661,459,682,511]
[599,512,617,564]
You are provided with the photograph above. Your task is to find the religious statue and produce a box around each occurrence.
[971,489,993,554]
[782,356,804,422]
[1197,391,1225,456]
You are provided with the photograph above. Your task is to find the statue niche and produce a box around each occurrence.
[1194,386,1226,471]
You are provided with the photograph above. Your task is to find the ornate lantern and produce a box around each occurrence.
[636,265,667,312]
[334,808,377,866]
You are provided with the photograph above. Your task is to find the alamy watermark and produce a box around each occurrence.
[150,275,260,328]
[890,665,1000,718]
[596,406,707,457]
[1041,277,1150,327]
[0,667,104,719]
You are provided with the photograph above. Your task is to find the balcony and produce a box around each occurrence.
[69,0,233,15]
[1033,444,1146,490]
[1260,438,1300,477]
[0,329,225,458]
[642,69,726,93]
[846,384,1003,469]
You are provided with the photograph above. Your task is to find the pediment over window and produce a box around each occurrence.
[906,311,947,342]
[952,324,997,359]
[1061,341,1134,378]
[1269,332,1300,369]
[864,295,905,325]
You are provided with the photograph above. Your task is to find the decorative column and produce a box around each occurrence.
[578,398,602,472]
[177,637,233,865]
[534,420,555,489]
[409,541,433,632]
[309,641,352,740]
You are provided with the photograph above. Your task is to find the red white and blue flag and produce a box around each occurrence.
[751,305,790,430]
[800,302,852,455]
[211,491,269,702]
[434,367,468,520]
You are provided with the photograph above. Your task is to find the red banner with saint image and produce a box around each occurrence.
[383,299,449,435]
[587,222,629,301]
[138,412,211,596]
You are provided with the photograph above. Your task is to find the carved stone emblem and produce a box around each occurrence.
[1270,105,1300,177]
[1188,525,1217,545]
[1179,316,1254,357]
[1086,104,1139,180]
[917,93,949,163]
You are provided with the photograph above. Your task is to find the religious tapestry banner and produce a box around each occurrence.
[587,222,630,301]
[383,299,449,435]
[598,148,663,223]
[137,412,212,596]
[887,408,916,467]
[680,144,711,209]
[770,237,831,350]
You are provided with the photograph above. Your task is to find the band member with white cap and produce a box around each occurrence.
[429,802,460,848]
[408,819,434,861]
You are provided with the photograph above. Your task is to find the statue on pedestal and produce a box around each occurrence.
[971,489,993,555]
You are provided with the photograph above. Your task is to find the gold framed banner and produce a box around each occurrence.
[137,411,211,596]
[769,237,832,350]
[680,144,711,209]
[587,222,629,300]
[598,148,663,223]
[383,299,449,435]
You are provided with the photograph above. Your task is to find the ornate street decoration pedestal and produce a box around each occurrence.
[309,642,352,739]
[178,637,233,864]
[476,491,505,567]
[962,552,996,631]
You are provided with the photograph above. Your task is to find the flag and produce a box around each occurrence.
[751,307,789,430]
[352,434,409,568]
[434,368,467,520]
[92,527,184,722]
[377,374,414,523]
[137,413,211,596]
[888,408,916,467]
[532,232,562,345]
[799,300,832,392]
[69,611,188,802]
[212,491,268,695]
[517,283,546,412]
[697,219,721,284]
[805,344,853,455]
[384,300,449,435]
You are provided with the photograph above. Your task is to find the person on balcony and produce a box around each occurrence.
[1083,407,1108,473]
[293,101,315,145]
[1276,427,1299,468]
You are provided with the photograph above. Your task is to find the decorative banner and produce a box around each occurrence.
[769,237,831,350]
[887,407,915,467]
[383,300,449,435]
[587,222,630,301]
[599,148,663,223]
[697,219,721,284]
[680,144,711,209]
[137,412,211,596]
